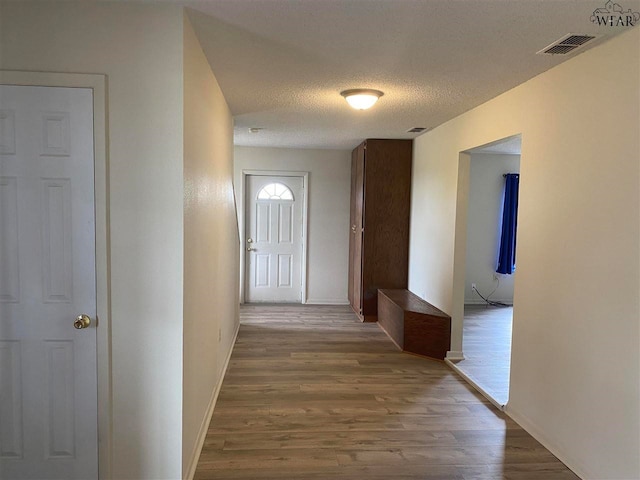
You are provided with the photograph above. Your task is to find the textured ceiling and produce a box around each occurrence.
[181,0,639,150]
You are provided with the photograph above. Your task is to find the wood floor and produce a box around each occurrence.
[453,305,513,406]
[194,304,578,480]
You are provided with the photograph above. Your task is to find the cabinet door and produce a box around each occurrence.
[348,143,365,313]
[348,149,357,306]
[360,139,412,318]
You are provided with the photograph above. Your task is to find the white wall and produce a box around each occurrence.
[465,153,520,304]
[182,13,239,479]
[234,146,351,304]
[1,3,185,478]
[409,28,639,479]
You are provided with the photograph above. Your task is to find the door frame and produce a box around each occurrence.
[447,134,522,410]
[239,170,309,304]
[0,70,111,479]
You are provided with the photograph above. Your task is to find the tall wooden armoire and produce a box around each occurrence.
[348,139,413,322]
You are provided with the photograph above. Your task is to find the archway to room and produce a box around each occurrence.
[449,134,521,409]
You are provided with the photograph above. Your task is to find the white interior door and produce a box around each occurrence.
[0,85,98,479]
[245,175,303,303]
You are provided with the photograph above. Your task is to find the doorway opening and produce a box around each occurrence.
[448,135,521,409]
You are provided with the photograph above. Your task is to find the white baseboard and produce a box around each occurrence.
[445,358,505,411]
[464,299,514,305]
[305,299,350,305]
[445,350,465,361]
[183,322,240,480]
[505,406,586,480]
[464,299,488,305]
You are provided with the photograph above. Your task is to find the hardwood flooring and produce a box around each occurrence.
[453,306,513,406]
[194,304,577,480]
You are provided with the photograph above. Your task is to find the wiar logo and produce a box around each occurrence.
[591,1,640,26]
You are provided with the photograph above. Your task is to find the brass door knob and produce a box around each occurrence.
[74,314,91,329]
[247,246,256,252]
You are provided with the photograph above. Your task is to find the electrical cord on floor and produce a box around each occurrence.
[472,278,512,307]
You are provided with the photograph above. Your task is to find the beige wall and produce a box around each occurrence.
[234,146,351,304]
[409,28,639,479]
[1,3,185,478]
[465,153,520,304]
[182,13,239,478]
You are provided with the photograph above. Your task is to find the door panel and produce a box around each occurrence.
[0,85,97,479]
[246,175,303,303]
[277,254,293,287]
[348,151,356,306]
[41,178,73,303]
[44,340,75,458]
[0,340,22,458]
[278,204,293,243]
[350,144,365,314]
[0,177,19,302]
[255,254,270,287]
[256,203,271,243]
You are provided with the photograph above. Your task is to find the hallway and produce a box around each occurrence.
[195,304,577,480]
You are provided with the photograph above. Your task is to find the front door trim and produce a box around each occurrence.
[0,70,111,479]
[240,170,309,304]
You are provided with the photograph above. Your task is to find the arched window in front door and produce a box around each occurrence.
[257,182,294,201]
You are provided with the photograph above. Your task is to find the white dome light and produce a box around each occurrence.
[340,89,384,110]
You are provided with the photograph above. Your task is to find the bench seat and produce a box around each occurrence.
[377,289,451,360]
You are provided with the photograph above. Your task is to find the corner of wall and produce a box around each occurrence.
[182,12,239,479]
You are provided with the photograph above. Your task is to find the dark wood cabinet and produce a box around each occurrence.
[348,139,413,322]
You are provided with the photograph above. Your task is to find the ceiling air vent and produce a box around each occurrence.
[537,34,598,55]
[407,127,428,133]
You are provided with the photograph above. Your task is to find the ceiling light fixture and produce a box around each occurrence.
[340,89,384,110]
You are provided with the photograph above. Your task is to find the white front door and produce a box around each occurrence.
[245,175,303,303]
[0,85,98,479]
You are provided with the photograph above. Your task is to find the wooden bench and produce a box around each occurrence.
[377,289,451,360]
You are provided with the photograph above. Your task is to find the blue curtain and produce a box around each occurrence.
[496,173,519,275]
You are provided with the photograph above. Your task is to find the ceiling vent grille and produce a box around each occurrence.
[537,34,598,55]
[407,127,429,133]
